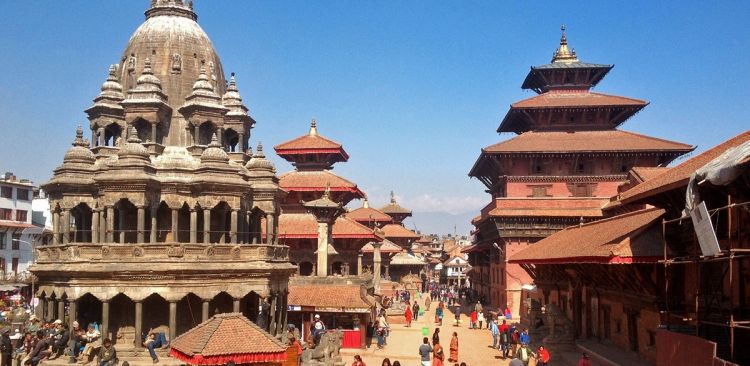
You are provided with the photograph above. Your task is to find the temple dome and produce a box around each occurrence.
[63,127,95,165]
[118,1,226,112]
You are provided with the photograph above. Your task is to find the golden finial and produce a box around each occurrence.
[551,24,578,63]
[309,118,318,136]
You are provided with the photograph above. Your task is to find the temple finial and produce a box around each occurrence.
[551,24,578,63]
[390,190,396,204]
[363,198,370,208]
[255,141,265,157]
[309,118,318,136]
[73,125,86,147]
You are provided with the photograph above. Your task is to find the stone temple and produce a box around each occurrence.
[32,0,296,349]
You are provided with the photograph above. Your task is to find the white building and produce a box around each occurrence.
[441,255,471,286]
[0,172,44,281]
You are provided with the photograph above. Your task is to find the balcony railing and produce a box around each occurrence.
[35,242,289,263]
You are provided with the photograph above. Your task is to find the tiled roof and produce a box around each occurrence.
[510,91,647,109]
[630,167,669,183]
[279,170,364,197]
[380,202,412,215]
[620,130,750,204]
[390,252,426,266]
[345,207,393,223]
[288,284,372,310]
[169,313,287,363]
[481,197,609,218]
[0,221,37,229]
[481,130,694,154]
[381,224,421,239]
[274,134,348,158]
[509,208,665,264]
[361,239,403,254]
[271,213,382,240]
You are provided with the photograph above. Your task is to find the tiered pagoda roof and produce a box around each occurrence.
[346,199,394,225]
[274,119,349,170]
[267,213,382,241]
[380,191,413,224]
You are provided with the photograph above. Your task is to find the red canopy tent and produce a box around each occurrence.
[169,313,288,365]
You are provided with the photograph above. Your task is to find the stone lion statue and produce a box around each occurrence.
[301,330,344,366]
[543,303,574,344]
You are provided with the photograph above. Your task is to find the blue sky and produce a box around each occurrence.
[1,1,748,234]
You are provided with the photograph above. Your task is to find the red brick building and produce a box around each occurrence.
[465,27,693,316]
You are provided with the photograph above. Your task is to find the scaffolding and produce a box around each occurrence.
[661,199,750,364]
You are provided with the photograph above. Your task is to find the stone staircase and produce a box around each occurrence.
[40,348,182,366]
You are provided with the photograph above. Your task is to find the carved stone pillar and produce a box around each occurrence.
[385,264,390,279]
[62,209,70,244]
[151,122,157,144]
[230,209,238,244]
[169,301,177,341]
[316,221,329,277]
[68,300,78,333]
[194,124,200,145]
[233,298,241,313]
[269,293,278,335]
[219,209,227,244]
[202,299,210,322]
[118,208,125,244]
[357,253,363,276]
[190,209,197,243]
[203,209,211,244]
[171,207,179,242]
[137,206,146,243]
[373,241,382,293]
[57,300,64,322]
[265,214,275,245]
[150,206,158,243]
[91,210,100,243]
[98,127,105,147]
[52,211,60,245]
[277,292,287,334]
[106,206,115,243]
[46,298,55,321]
[101,300,110,340]
[134,301,143,349]
[238,133,244,152]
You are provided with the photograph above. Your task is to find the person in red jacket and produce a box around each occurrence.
[536,345,551,366]
[469,310,478,329]
[577,353,592,366]
[351,354,366,366]
[405,303,413,328]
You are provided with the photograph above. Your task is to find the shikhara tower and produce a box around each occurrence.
[33,0,295,348]
[467,27,693,316]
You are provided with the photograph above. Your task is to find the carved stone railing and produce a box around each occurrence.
[34,242,290,263]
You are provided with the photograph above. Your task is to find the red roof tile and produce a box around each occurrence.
[481,197,608,218]
[509,208,665,264]
[620,130,750,204]
[272,213,381,240]
[381,224,421,239]
[169,313,287,364]
[279,170,365,198]
[0,221,36,229]
[481,130,694,154]
[274,133,348,160]
[510,91,647,109]
[288,284,371,310]
[630,166,669,183]
[361,239,403,254]
[346,206,393,223]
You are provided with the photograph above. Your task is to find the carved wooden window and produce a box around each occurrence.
[529,185,551,198]
[569,183,595,197]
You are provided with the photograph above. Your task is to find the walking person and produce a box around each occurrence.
[469,310,477,329]
[435,305,443,326]
[432,339,445,366]
[519,328,531,345]
[380,358,391,366]
[418,337,432,366]
[477,310,485,330]
[405,303,413,328]
[432,328,440,346]
[425,295,431,311]
[577,353,592,366]
[489,319,499,349]
[375,320,386,350]
[536,345,551,366]
[0,329,11,366]
[514,343,532,366]
[413,302,420,321]
[448,332,458,363]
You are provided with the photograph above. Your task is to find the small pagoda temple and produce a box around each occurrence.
[466,26,694,316]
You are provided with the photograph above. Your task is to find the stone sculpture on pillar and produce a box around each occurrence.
[302,186,345,277]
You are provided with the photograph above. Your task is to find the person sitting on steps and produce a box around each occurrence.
[143,331,169,364]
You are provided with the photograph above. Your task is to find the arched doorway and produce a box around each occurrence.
[299,262,314,276]
[109,293,134,346]
[209,292,233,316]
[176,293,202,335]
[114,199,138,243]
[70,203,93,243]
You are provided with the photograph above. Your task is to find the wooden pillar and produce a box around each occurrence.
[150,207,158,243]
[61,209,70,244]
[203,209,211,244]
[169,301,177,341]
[202,300,210,322]
[190,209,197,243]
[171,208,179,242]
[233,298,241,313]
[134,301,143,349]
[230,209,238,244]
[91,210,100,243]
[101,301,110,341]
[106,206,115,243]
[137,206,146,243]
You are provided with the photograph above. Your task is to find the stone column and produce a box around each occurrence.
[101,300,110,340]
[57,300,64,322]
[233,298,241,313]
[106,206,115,243]
[151,123,157,144]
[203,209,211,244]
[316,222,329,277]
[269,293,278,335]
[219,210,227,244]
[373,242,382,293]
[169,301,177,341]
[98,127,105,147]
[61,209,70,244]
[52,211,60,245]
[137,206,146,243]
[134,301,143,349]
[385,264,390,279]
[46,298,55,321]
[118,208,125,244]
[68,300,78,332]
[238,133,244,152]
[202,300,210,322]
[91,210,100,243]
[277,292,287,333]
[150,207,158,243]
[230,209,238,244]
[190,209,197,243]
[357,253,363,276]
[194,125,200,145]
[265,214,275,245]
[171,208,179,242]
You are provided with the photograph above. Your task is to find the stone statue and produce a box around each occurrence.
[301,330,345,366]
[171,53,182,73]
[543,303,574,345]
[127,55,137,72]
